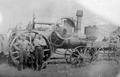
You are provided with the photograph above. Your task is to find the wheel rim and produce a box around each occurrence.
[70,47,90,66]
[9,31,34,66]
[9,30,52,69]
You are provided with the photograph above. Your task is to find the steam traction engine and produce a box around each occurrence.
[8,10,117,71]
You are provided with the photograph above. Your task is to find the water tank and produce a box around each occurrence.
[84,25,98,41]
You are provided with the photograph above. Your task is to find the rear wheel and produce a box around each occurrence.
[9,31,34,70]
[9,31,52,70]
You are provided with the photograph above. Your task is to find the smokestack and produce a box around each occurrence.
[75,10,83,33]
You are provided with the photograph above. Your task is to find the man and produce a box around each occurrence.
[13,35,32,70]
[33,35,45,70]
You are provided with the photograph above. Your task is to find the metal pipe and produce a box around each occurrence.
[75,10,83,33]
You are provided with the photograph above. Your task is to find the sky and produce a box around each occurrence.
[0,0,119,37]
[76,0,120,26]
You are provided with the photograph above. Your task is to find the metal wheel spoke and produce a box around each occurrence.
[13,60,19,64]
[11,51,19,57]
[54,39,58,44]
[81,48,84,53]
[12,57,20,64]
[14,48,21,51]
[13,56,20,60]
[76,49,81,55]
[13,44,21,51]
[71,58,78,64]
[43,49,50,52]
[72,52,79,57]
[11,51,19,54]
[33,32,38,40]
[84,48,88,54]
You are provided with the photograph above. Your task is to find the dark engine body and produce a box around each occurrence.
[49,31,87,49]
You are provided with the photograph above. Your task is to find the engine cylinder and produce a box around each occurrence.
[50,31,87,48]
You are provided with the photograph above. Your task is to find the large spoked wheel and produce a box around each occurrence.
[70,46,92,67]
[9,31,34,70]
[9,30,52,71]
[70,47,84,66]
